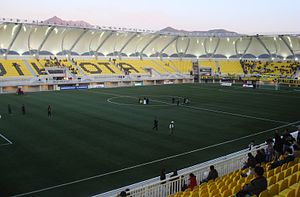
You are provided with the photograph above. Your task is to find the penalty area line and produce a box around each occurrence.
[10,120,299,197]
[0,133,13,146]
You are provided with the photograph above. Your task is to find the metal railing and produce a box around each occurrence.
[95,131,298,197]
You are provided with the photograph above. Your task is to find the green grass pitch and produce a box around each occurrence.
[0,83,299,197]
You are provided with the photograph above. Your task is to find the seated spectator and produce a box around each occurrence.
[187,173,197,191]
[235,166,267,197]
[269,148,295,169]
[201,165,218,183]
[242,153,256,169]
[255,149,265,164]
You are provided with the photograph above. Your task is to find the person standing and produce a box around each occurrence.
[48,105,52,118]
[160,168,166,184]
[21,104,26,115]
[169,121,175,135]
[8,104,12,115]
[188,173,197,191]
[153,117,158,131]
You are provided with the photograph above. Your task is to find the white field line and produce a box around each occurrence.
[150,98,289,124]
[11,120,299,197]
[107,96,168,107]
[96,90,289,124]
[0,133,13,146]
[218,89,300,98]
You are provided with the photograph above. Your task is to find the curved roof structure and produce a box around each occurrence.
[0,18,300,60]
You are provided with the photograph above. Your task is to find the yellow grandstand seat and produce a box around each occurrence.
[138,60,167,74]
[222,189,232,197]
[287,161,295,168]
[219,185,228,193]
[276,172,285,182]
[291,164,298,174]
[199,60,217,73]
[232,185,241,195]
[284,168,292,178]
[26,59,47,76]
[174,191,183,197]
[209,189,219,196]
[275,166,282,174]
[200,191,209,197]
[268,176,276,186]
[153,60,176,74]
[277,188,295,197]
[191,191,199,197]
[169,60,193,74]
[0,60,32,77]
[115,60,147,74]
[218,61,243,75]
[278,179,288,192]
[77,60,122,75]
[268,183,279,196]
[288,174,297,187]
[258,189,270,197]
[267,169,274,178]
[208,184,217,192]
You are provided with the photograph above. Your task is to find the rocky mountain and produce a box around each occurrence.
[160,26,240,36]
[43,17,239,36]
[44,16,92,27]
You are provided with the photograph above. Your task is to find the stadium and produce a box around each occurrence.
[0,3,300,197]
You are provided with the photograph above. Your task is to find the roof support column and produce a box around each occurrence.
[37,26,55,57]
[256,36,271,59]
[159,36,179,60]
[5,23,23,58]
[279,35,295,59]
[238,37,253,59]
[68,29,89,57]
[139,34,160,59]
[95,31,114,59]
[118,33,137,58]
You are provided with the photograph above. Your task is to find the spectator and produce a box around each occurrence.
[243,153,256,169]
[187,173,197,191]
[295,126,300,151]
[265,139,274,162]
[282,129,296,151]
[235,166,267,197]
[160,168,166,184]
[170,170,179,194]
[255,149,265,164]
[297,126,300,145]
[202,165,219,183]
[248,140,255,150]
[269,148,295,169]
[273,131,284,160]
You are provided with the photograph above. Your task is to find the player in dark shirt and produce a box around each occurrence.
[48,105,52,118]
[22,104,26,115]
[153,117,158,131]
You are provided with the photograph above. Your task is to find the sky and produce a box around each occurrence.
[1,0,300,34]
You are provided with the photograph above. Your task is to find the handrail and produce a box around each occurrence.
[95,131,298,197]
